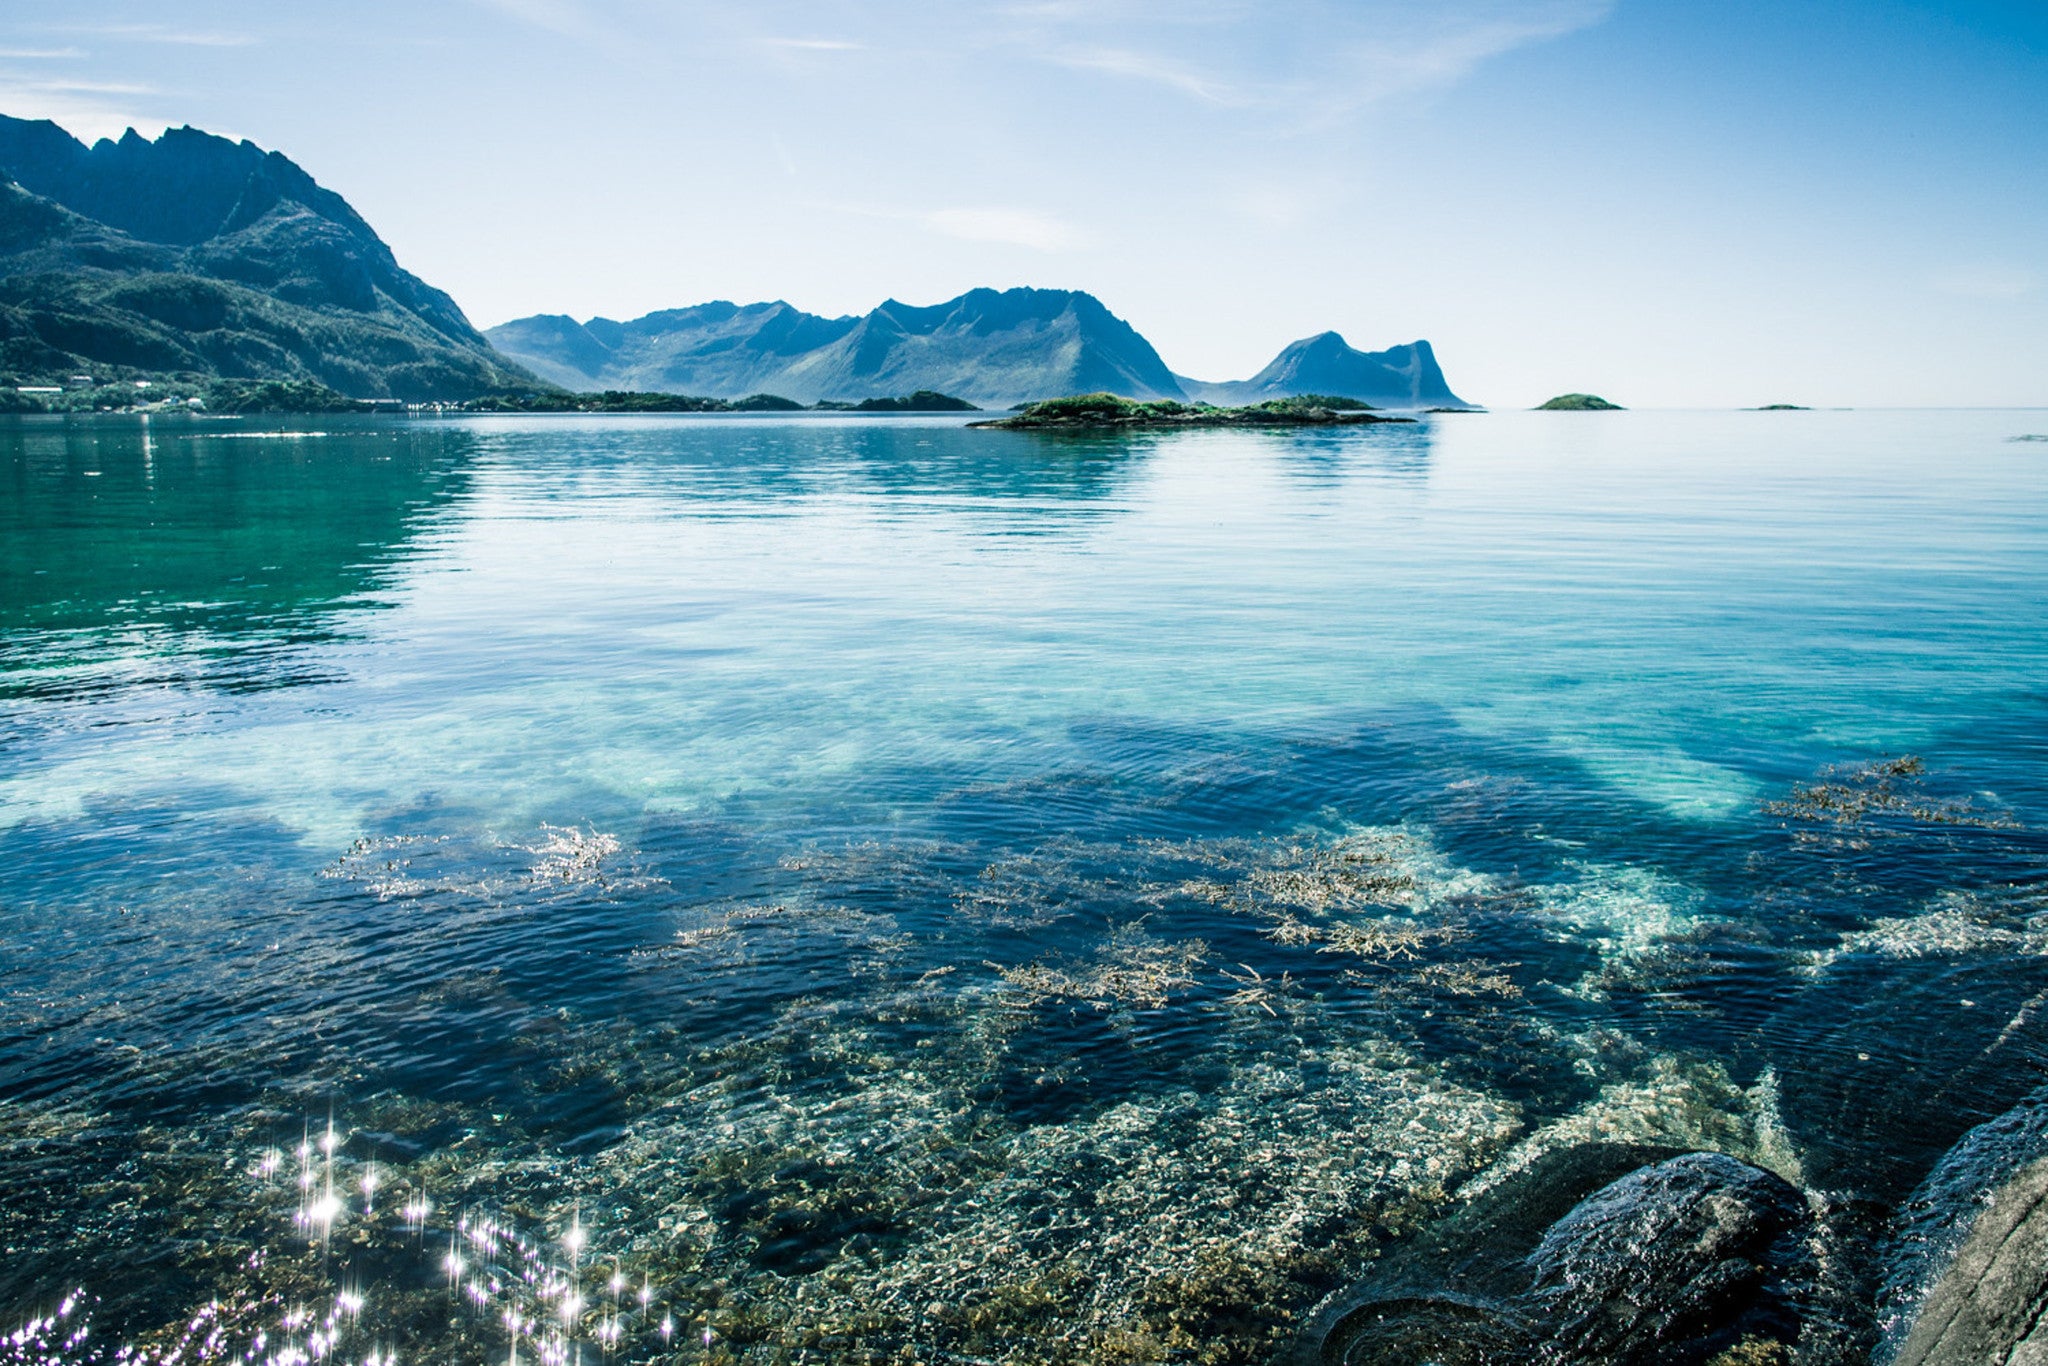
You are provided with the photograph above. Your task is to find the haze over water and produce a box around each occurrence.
[3,411,2045,1362]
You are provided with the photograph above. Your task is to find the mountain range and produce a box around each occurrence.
[488,291,1469,409]
[0,114,1469,409]
[0,116,532,399]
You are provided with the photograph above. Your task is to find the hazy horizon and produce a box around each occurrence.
[3,0,2042,408]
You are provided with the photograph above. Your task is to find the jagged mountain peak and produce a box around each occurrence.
[1182,332,1465,409]
[489,286,1471,409]
[487,286,1187,406]
[0,116,368,250]
[0,112,536,399]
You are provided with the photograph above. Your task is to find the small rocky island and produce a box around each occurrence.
[1536,393,1623,411]
[972,392,1414,430]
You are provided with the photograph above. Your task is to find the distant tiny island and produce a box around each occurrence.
[1536,393,1623,411]
[971,393,1415,431]
[1753,404,1810,411]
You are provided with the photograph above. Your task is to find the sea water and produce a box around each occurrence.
[2,410,2044,1363]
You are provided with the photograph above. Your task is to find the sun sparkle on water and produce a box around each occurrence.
[12,1116,685,1366]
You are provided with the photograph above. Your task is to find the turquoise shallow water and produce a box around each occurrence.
[2,410,2045,1363]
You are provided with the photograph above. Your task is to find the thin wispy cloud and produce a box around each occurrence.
[0,48,88,60]
[466,0,609,43]
[992,0,1614,115]
[48,22,257,47]
[925,207,1089,252]
[0,75,162,142]
[462,0,642,64]
[1051,47,1246,105]
[724,0,1609,114]
[1931,263,2041,300]
[1336,1,1617,103]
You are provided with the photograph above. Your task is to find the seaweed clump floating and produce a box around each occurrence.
[1764,756,2018,832]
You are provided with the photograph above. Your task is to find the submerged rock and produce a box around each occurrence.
[1891,1156,2048,1366]
[1293,1145,1815,1366]
[1524,1152,1812,1363]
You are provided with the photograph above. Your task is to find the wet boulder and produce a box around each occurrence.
[1880,1085,2048,1357]
[1523,1151,1813,1364]
[1292,1144,1815,1366]
[1891,1156,2048,1366]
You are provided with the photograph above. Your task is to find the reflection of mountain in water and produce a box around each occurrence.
[1260,420,1437,491]
[470,418,1155,520]
[0,415,474,697]
[851,424,1145,507]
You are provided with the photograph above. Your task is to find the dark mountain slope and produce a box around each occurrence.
[0,116,535,399]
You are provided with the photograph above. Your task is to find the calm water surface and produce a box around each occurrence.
[2,411,2045,1363]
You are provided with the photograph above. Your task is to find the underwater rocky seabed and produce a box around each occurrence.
[2,412,2046,1365]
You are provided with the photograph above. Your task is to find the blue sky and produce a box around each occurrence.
[2,0,2042,406]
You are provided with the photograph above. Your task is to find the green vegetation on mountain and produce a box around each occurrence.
[453,388,979,415]
[0,117,539,401]
[460,390,728,413]
[1536,393,1623,411]
[852,390,980,412]
[0,375,376,413]
[1279,393,1376,411]
[0,382,992,417]
[971,392,1413,430]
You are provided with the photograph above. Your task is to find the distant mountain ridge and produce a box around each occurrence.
[0,116,533,399]
[489,288,1188,407]
[489,292,1470,409]
[0,114,1471,410]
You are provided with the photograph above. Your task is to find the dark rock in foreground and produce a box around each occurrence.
[1536,393,1623,411]
[971,392,1413,431]
[1292,1145,1815,1366]
[1525,1153,1812,1364]
[1881,1087,2048,1364]
[1893,1156,2048,1365]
